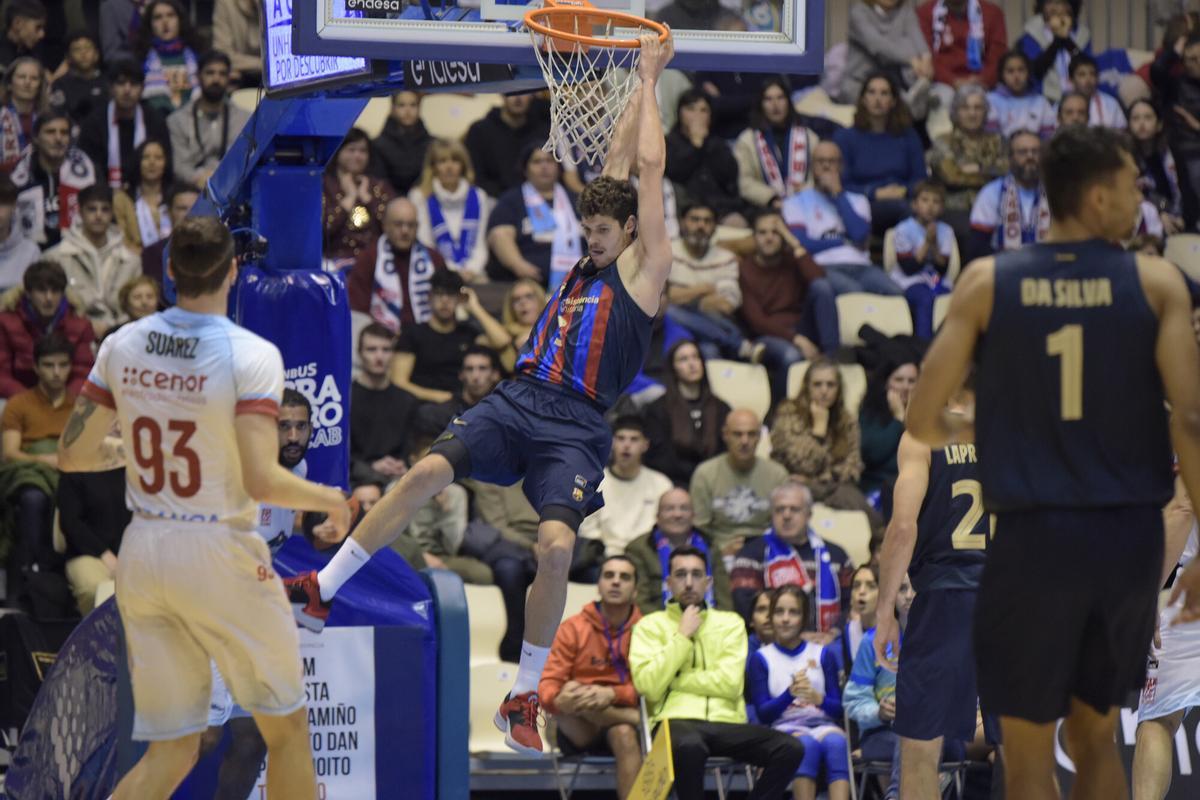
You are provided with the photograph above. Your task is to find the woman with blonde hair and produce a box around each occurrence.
[408,138,490,281]
[0,57,50,169]
[498,277,546,372]
[770,357,882,538]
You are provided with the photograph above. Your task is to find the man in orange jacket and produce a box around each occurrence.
[539,555,644,799]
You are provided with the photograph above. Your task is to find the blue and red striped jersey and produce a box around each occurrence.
[516,257,653,409]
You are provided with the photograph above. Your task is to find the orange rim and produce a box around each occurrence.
[524,6,669,49]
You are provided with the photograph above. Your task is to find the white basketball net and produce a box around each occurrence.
[528,20,645,167]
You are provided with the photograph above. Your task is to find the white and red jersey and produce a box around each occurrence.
[81,306,284,530]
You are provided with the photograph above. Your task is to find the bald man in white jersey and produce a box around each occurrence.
[58,216,351,799]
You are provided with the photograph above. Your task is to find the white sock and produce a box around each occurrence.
[511,641,551,697]
[317,538,371,601]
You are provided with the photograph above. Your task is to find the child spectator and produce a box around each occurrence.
[1066,53,1125,129]
[44,184,141,338]
[841,0,933,113]
[889,181,955,338]
[409,139,490,281]
[834,73,928,236]
[0,0,45,68]
[0,57,49,169]
[0,174,42,293]
[843,573,916,797]
[50,32,106,124]
[1017,0,1090,102]
[748,585,849,800]
[1152,32,1200,230]
[137,0,200,116]
[748,588,773,651]
[0,260,94,398]
[986,50,1056,139]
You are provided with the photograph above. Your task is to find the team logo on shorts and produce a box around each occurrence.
[572,487,584,502]
[452,417,467,426]
[1142,676,1158,704]
[574,475,588,488]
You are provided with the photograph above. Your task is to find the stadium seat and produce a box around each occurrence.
[705,359,771,421]
[422,93,505,140]
[561,581,598,622]
[350,310,373,373]
[785,362,867,413]
[882,229,962,287]
[933,294,951,332]
[1166,233,1200,283]
[353,96,392,138]
[810,504,871,567]
[229,87,261,114]
[835,293,913,346]
[465,584,507,666]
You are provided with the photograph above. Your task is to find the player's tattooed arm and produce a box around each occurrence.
[61,395,98,448]
[58,394,118,472]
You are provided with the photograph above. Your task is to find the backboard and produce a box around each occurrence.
[287,0,823,75]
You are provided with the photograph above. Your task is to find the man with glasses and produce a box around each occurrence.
[967,129,1048,261]
[629,545,805,800]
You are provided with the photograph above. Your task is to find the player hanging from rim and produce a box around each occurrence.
[874,374,998,799]
[1132,473,1200,800]
[57,217,352,799]
[284,29,676,755]
[906,124,1200,800]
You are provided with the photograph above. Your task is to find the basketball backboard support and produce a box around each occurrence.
[287,0,823,75]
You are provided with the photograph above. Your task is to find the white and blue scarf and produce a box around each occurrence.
[522,180,581,293]
[932,0,984,74]
[427,183,481,269]
[369,235,436,333]
[762,527,840,633]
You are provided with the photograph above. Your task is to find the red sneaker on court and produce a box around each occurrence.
[493,691,544,755]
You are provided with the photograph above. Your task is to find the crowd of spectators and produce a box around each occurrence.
[0,0,1195,796]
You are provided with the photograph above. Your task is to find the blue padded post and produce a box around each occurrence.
[420,568,470,800]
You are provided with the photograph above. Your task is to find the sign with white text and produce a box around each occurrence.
[262,0,369,94]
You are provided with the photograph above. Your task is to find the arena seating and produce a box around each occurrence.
[836,294,915,347]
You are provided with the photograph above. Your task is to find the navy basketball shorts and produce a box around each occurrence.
[896,589,980,743]
[974,505,1163,724]
[430,379,609,521]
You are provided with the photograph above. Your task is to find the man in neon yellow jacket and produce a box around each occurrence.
[629,545,805,800]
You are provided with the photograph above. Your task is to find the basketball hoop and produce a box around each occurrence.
[524,0,668,167]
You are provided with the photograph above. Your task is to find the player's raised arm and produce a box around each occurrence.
[874,433,931,671]
[628,30,674,292]
[907,259,994,447]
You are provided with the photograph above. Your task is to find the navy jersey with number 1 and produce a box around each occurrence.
[976,240,1173,512]
[910,443,989,593]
